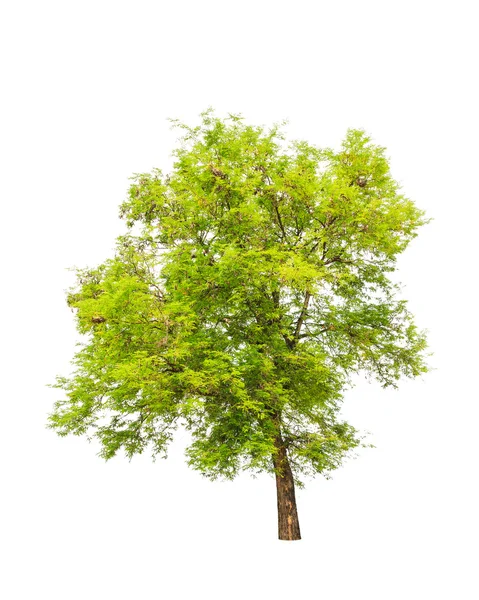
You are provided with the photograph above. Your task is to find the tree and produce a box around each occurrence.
[48,110,429,541]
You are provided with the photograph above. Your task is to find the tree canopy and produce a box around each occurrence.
[49,110,429,538]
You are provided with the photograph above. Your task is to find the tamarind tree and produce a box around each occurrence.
[49,110,429,540]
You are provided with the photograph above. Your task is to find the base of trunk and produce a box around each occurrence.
[273,436,301,541]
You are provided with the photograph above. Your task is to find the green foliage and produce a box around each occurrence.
[49,109,430,485]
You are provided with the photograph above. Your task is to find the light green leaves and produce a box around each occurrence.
[49,110,429,485]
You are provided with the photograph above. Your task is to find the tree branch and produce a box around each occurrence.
[324,256,354,266]
[273,199,287,240]
[293,291,311,343]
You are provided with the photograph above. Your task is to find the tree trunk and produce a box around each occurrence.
[273,434,301,541]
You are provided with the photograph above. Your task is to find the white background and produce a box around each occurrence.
[1,1,477,598]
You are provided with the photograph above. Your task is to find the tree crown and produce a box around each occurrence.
[49,110,429,486]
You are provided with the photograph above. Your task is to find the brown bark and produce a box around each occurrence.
[273,434,301,541]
